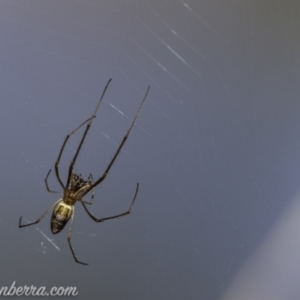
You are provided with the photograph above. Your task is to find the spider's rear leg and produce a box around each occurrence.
[67,207,88,265]
[19,198,62,228]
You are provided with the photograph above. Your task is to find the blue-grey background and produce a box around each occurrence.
[0,0,300,299]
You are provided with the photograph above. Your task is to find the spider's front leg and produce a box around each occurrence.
[54,116,97,190]
[44,169,62,194]
[82,188,95,205]
[81,174,95,205]
[81,183,139,223]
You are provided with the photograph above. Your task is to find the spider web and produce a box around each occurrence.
[1,0,300,299]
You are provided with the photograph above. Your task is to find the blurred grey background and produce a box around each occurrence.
[0,0,300,299]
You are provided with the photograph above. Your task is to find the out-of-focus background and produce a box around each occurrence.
[1,0,300,299]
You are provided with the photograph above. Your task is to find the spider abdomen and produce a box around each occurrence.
[51,200,73,234]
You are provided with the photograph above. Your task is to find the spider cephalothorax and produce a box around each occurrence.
[19,79,150,265]
[70,173,93,197]
[71,173,92,191]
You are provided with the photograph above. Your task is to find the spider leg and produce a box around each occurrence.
[67,207,88,265]
[19,198,62,228]
[65,79,112,190]
[82,173,95,205]
[81,182,139,223]
[55,116,96,190]
[44,169,62,194]
[82,188,95,205]
[82,86,150,197]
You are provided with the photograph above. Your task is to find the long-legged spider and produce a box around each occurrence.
[19,79,150,265]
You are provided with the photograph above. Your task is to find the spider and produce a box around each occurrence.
[19,78,150,265]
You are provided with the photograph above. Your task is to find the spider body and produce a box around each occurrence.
[51,200,73,234]
[64,173,93,205]
[19,79,150,265]
[51,173,92,233]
